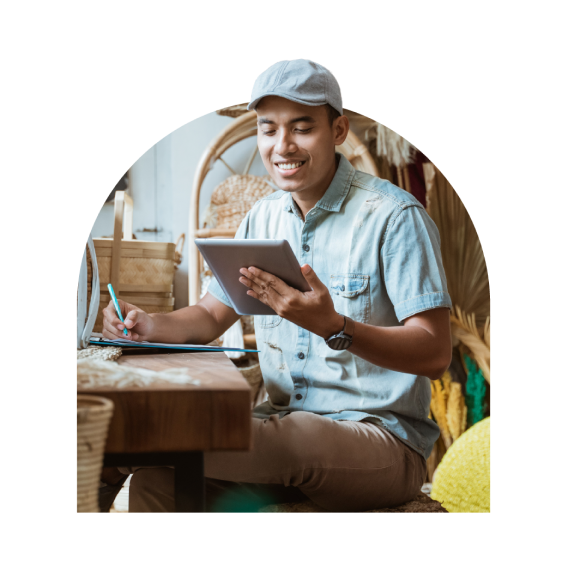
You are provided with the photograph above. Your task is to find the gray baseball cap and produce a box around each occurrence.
[247,59,343,115]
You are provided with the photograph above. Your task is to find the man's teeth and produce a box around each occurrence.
[277,162,304,170]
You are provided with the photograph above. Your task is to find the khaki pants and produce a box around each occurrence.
[121,411,427,512]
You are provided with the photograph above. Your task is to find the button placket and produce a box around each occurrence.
[292,212,316,410]
[300,213,315,267]
[291,325,309,409]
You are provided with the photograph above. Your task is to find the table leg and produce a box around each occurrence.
[103,451,206,512]
[174,452,205,512]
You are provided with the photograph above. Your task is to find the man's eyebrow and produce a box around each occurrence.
[289,115,316,124]
[257,115,317,126]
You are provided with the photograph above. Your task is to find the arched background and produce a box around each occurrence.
[89,104,490,480]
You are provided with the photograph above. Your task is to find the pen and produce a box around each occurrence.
[107,283,129,336]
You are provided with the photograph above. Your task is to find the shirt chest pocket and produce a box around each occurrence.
[255,314,283,329]
[329,274,371,323]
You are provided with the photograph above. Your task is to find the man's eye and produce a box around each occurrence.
[262,130,275,136]
[296,128,313,133]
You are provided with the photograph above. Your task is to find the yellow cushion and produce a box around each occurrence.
[431,417,490,512]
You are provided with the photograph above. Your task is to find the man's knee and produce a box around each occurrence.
[272,412,333,466]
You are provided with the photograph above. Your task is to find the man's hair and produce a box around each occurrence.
[325,104,341,127]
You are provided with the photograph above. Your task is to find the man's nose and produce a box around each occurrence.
[274,129,297,155]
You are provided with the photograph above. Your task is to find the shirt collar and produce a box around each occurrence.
[282,153,355,214]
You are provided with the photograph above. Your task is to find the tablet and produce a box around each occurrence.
[195,239,311,315]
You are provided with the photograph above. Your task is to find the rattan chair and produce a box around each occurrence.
[188,110,379,306]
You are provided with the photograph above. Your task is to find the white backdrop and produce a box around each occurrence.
[91,110,270,308]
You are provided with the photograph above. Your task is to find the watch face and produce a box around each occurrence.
[327,335,351,350]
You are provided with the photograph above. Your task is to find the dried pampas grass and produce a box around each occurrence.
[446,382,467,441]
[430,372,453,450]
[375,123,416,168]
[451,306,490,383]
[424,163,490,329]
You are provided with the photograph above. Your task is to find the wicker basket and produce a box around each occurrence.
[77,395,114,512]
[87,191,182,332]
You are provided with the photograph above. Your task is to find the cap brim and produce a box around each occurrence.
[247,92,339,114]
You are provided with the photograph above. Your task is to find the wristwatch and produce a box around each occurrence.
[325,314,355,350]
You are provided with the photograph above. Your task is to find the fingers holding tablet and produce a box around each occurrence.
[239,266,290,311]
[239,267,286,294]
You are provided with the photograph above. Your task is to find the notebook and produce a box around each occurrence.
[89,333,259,353]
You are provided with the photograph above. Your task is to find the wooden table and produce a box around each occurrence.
[78,349,251,512]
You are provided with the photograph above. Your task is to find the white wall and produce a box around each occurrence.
[90,110,269,309]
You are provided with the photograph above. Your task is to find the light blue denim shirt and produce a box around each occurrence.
[207,154,452,459]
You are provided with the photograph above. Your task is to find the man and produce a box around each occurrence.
[102,59,452,512]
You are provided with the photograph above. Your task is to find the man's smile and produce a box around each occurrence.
[274,160,307,176]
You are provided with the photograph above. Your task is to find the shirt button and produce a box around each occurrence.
[303,244,310,252]
[295,394,303,400]
[297,352,305,359]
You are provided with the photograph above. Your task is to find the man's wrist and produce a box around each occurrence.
[320,312,345,339]
[146,312,160,341]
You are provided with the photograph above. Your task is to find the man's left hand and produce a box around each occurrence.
[239,264,344,339]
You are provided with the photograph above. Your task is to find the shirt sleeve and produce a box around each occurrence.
[381,204,452,321]
[205,211,252,308]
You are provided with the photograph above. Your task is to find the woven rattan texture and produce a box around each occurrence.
[216,103,249,118]
[431,417,490,512]
[96,257,174,286]
[208,174,275,230]
[77,395,114,512]
[258,492,448,513]
[237,362,263,404]
[77,345,122,361]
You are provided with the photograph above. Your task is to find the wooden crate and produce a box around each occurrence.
[87,191,178,332]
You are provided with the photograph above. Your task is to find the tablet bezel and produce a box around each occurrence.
[195,239,311,316]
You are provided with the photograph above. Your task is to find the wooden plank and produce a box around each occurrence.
[78,351,251,453]
[99,293,175,307]
[122,192,134,240]
[243,333,257,349]
[93,248,175,260]
[99,283,174,294]
[121,242,176,253]
[195,228,236,238]
[210,391,252,449]
[116,352,250,388]
[110,193,125,293]
[94,239,176,252]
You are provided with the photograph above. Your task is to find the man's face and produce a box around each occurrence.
[255,96,347,197]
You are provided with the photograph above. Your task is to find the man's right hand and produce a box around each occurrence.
[102,299,154,341]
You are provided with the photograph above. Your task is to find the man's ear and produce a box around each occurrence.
[333,115,350,146]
